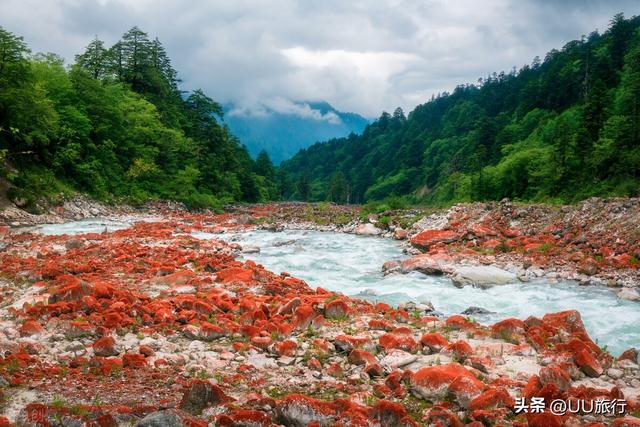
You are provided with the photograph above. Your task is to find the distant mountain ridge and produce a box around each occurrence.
[224,100,369,164]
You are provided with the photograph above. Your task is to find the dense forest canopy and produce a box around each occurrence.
[0,26,278,210]
[280,14,640,206]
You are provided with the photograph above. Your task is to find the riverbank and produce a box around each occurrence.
[0,200,639,425]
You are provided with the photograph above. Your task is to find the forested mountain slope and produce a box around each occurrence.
[280,14,640,205]
[225,101,369,164]
[0,26,279,211]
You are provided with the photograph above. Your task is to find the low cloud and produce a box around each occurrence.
[1,0,638,117]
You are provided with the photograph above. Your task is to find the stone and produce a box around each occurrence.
[136,411,184,427]
[410,363,484,408]
[354,223,381,236]
[93,336,118,357]
[179,380,230,415]
[276,394,335,427]
[461,306,493,315]
[450,265,517,288]
[411,229,458,250]
[618,288,640,301]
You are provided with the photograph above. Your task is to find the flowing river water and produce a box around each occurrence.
[35,219,640,355]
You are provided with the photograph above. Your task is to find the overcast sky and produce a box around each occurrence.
[1,0,639,118]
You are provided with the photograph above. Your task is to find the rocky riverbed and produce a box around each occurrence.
[0,199,639,426]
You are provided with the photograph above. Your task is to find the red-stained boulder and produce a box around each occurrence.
[275,340,297,357]
[348,349,376,366]
[443,340,473,362]
[19,320,44,337]
[411,229,458,250]
[574,348,603,377]
[539,364,571,391]
[527,411,564,427]
[423,405,464,427]
[379,333,419,353]
[468,387,515,411]
[93,336,118,357]
[180,380,231,415]
[294,304,316,329]
[276,394,335,427]
[123,353,147,368]
[410,363,484,408]
[611,417,640,426]
[618,348,639,363]
[369,400,415,427]
[325,299,349,319]
[420,332,449,353]
[491,318,525,341]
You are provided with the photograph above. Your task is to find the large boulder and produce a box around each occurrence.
[354,223,381,236]
[276,394,335,427]
[410,363,484,408]
[410,229,458,250]
[450,265,517,288]
[136,411,183,427]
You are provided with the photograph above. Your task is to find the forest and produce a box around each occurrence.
[280,14,640,206]
[0,26,279,211]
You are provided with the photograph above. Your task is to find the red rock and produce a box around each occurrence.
[123,353,147,368]
[216,267,254,283]
[379,333,419,353]
[277,297,301,315]
[411,229,458,250]
[491,318,525,341]
[93,336,118,357]
[139,345,154,357]
[468,387,514,410]
[539,364,571,391]
[423,405,464,427]
[411,363,484,408]
[369,400,413,427]
[275,340,297,357]
[180,380,231,415]
[574,348,603,377]
[618,348,639,363]
[308,358,322,371]
[152,270,196,286]
[199,322,225,341]
[527,411,563,427]
[19,319,44,336]
[325,299,349,319]
[420,333,449,352]
[443,340,473,361]
[364,363,384,377]
[334,335,373,352]
[611,417,640,426]
[445,315,474,330]
[368,319,394,331]
[251,336,272,350]
[348,349,376,366]
[294,304,316,329]
[276,394,336,427]
[327,362,343,378]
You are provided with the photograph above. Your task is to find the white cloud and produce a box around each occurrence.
[0,0,638,117]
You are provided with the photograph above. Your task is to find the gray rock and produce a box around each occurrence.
[137,411,184,427]
[241,245,261,253]
[461,306,494,315]
[451,265,518,288]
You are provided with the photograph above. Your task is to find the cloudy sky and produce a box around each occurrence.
[1,0,639,118]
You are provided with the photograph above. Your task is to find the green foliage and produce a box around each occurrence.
[281,14,640,205]
[0,26,279,207]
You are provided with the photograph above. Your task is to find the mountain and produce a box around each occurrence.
[224,100,369,164]
[280,13,640,205]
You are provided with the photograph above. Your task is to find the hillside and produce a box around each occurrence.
[224,101,369,164]
[0,26,279,211]
[280,14,640,205]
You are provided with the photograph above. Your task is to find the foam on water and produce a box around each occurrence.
[32,218,132,235]
[207,229,640,355]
